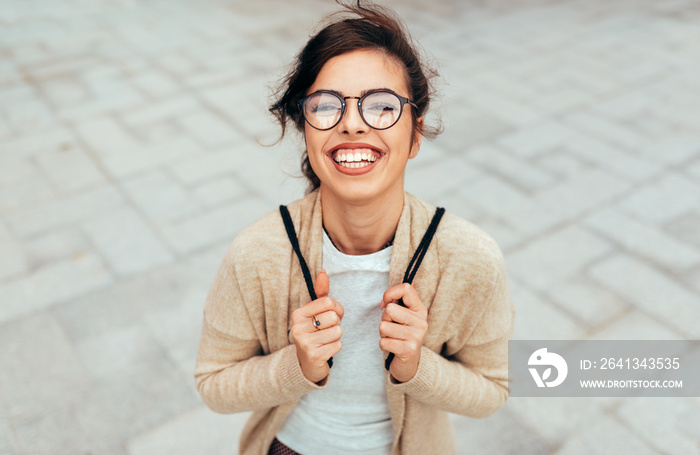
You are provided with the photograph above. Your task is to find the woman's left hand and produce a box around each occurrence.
[379,283,428,383]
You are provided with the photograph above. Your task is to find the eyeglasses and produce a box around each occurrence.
[298,89,417,131]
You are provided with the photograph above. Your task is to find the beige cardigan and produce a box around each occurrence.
[194,189,515,454]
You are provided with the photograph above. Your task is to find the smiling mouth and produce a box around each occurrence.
[331,148,382,168]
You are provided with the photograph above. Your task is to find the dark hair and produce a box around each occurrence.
[270,1,441,193]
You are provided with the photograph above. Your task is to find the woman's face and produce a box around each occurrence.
[304,49,422,205]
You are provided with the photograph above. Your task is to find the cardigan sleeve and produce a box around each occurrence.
[387,246,514,418]
[194,239,327,414]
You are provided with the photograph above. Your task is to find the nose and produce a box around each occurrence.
[338,97,368,135]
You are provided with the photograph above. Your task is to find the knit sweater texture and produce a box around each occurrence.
[194,189,515,454]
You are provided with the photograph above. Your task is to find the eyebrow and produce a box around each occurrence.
[318,87,395,97]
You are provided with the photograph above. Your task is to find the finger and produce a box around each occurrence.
[308,310,341,332]
[295,297,343,321]
[317,339,342,361]
[303,324,343,347]
[378,320,414,340]
[379,337,411,359]
[382,303,426,327]
[309,269,344,321]
[381,283,424,312]
[314,269,329,298]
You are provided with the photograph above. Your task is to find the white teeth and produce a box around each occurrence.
[337,161,371,168]
[332,148,381,167]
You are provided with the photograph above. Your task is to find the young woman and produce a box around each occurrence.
[194,3,515,454]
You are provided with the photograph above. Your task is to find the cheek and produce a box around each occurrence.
[304,129,328,166]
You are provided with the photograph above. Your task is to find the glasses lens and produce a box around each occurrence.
[361,92,403,129]
[303,92,342,130]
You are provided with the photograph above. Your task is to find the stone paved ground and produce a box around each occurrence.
[1,0,700,453]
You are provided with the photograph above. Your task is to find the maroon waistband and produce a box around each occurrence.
[268,437,302,455]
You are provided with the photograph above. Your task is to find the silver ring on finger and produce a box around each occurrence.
[311,314,321,330]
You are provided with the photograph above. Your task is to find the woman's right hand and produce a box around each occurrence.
[291,269,344,384]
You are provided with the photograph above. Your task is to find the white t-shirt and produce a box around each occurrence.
[275,229,394,454]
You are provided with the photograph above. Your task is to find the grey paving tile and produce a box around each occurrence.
[507,226,612,291]
[544,275,629,328]
[129,69,181,99]
[75,321,170,379]
[472,218,522,253]
[142,287,210,378]
[0,313,90,425]
[0,222,28,281]
[120,169,201,225]
[6,185,126,238]
[687,159,700,182]
[3,93,55,135]
[638,132,700,165]
[616,398,700,455]
[199,79,278,143]
[530,86,590,115]
[0,410,20,455]
[168,146,246,186]
[498,120,576,158]
[534,149,591,179]
[53,261,202,342]
[120,95,199,129]
[450,408,550,455]
[534,169,630,219]
[617,174,700,225]
[404,152,482,202]
[0,253,112,325]
[162,195,270,255]
[458,176,561,237]
[511,282,587,340]
[176,108,245,149]
[468,145,560,191]
[594,90,657,120]
[192,176,249,209]
[565,135,661,183]
[0,157,55,213]
[74,359,199,453]
[438,109,514,151]
[585,207,700,272]
[506,397,614,447]
[23,226,91,268]
[553,413,661,455]
[82,207,174,276]
[33,145,107,193]
[99,137,202,179]
[233,145,308,206]
[37,75,90,109]
[467,87,545,127]
[127,406,250,455]
[12,408,124,455]
[588,254,700,338]
[588,311,686,340]
[564,112,642,150]
[14,352,197,455]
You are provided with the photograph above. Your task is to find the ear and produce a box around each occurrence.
[409,117,423,159]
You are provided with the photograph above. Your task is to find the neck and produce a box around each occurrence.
[320,186,404,255]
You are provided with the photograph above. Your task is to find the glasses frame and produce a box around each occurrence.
[298,89,417,131]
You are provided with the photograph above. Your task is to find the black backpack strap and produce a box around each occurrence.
[385,207,445,371]
[279,205,332,368]
[280,205,317,301]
